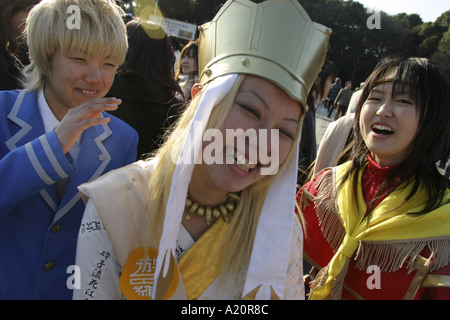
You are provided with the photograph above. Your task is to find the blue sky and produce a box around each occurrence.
[350,0,450,22]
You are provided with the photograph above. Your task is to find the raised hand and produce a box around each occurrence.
[55,97,121,154]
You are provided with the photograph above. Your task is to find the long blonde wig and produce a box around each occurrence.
[145,74,305,278]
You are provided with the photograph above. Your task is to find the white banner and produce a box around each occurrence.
[150,16,197,41]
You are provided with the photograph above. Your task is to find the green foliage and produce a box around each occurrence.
[432,26,450,85]
[117,0,449,85]
[300,0,449,86]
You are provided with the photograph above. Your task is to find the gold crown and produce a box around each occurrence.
[198,0,331,107]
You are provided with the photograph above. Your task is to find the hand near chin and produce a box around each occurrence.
[54,97,121,154]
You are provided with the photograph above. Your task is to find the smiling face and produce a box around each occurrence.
[192,75,302,196]
[44,49,119,120]
[180,48,198,75]
[360,81,419,166]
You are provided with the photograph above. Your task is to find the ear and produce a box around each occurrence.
[191,83,203,99]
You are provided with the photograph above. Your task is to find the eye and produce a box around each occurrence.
[239,104,260,119]
[279,129,294,141]
[396,98,414,106]
[366,95,382,102]
[70,57,86,62]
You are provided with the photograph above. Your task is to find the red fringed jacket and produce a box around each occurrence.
[296,156,450,300]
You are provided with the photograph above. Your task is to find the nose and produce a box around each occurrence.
[84,64,102,84]
[256,117,287,157]
[257,127,282,176]
[376,98,394,117]
[234,127,273,165]
[256,126,277,160]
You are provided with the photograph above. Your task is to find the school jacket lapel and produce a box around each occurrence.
[5,91,61,212]
[5,90,114,222]
[53,120,112,222]
[5,91,39,150]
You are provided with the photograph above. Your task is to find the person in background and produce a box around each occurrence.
[0,0,138,299]
[298,59,337,185]
[297,56,450,300]
[175,40,199,103]
[0,0,40,90]
[326,77,341,117]
[73,0,330,300]
[107,19,184,160]
[313,112,355,176]
[333,80,352,120]
[346,82,365,115]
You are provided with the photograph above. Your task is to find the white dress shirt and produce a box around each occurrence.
[37,88,82,163]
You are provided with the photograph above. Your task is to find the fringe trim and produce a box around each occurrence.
[308,260,350,300]
[328,259,350,300]
[314,169,346,252]
[355,236,450,273]
[313,169,450,273]
[308,265,328,299]
[308,169,450,300]
[309,168,450,299]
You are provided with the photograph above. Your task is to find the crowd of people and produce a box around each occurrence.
[0,0,448,300]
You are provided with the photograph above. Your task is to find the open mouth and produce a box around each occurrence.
[372,124,394,135]
[226,148,258,172]
[78,89,99,96]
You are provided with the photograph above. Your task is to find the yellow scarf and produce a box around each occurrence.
[178,218,230,299]
[308,161,450,300]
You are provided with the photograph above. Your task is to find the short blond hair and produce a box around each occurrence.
[23,0,128,91]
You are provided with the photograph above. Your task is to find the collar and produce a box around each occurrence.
[38,88,82,158]
[38,88,60,134]
[365,154,400,184]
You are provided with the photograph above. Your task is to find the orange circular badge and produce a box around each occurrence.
[119,247,179,300]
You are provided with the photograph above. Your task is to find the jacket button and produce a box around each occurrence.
[44,261,55,271]
[52,224,61,233]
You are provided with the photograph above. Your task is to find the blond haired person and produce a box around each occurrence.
[0,0,138,299]
[74,0,330,300]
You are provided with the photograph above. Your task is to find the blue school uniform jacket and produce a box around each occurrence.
[0,90,138,299]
